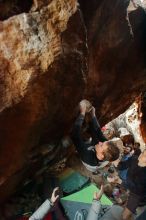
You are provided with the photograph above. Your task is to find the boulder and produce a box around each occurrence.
[0,0,87,201]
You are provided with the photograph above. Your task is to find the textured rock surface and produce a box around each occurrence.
[0,0,87,202]
[79,0,146,124]
[104,102,145,149]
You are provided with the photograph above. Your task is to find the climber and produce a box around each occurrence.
[116,149,146,220]
[71,100,120,172]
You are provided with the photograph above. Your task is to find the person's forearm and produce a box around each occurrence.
[75,114,85,127]
[29,199,52,220]
[92,116,100,129]
[87,200,101,220]
[91,116,107,142]
[72,114,85,138]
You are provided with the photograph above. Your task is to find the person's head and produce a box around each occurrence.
[95,141,120,161]
[133,142,141,156]
[138,149,146,167]
[134,142,140,150]
[123,145,132,155]
[121,134,134,146]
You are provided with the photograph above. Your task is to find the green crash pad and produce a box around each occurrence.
[61,183,112,206]
[61,184,112,220]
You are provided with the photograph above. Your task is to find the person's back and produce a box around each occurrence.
[119,155,146,196]
[118,150,146,218]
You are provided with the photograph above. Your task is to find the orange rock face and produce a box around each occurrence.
[0,0,87,201]
[80,0,146,124]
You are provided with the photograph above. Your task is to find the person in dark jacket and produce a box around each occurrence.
[72,100,120,172]
[117,149,146,220]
